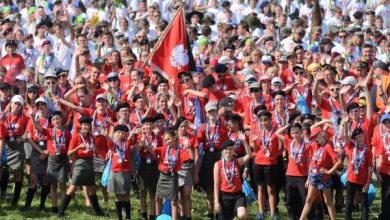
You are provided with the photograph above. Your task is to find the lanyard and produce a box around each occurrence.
[184,95,196,116]
[293,86,309,99]
[92,111,108,134]
[352,142,366,174]
[261,128,274,154]
[250,97,264,121]
[115,139,127,162]
[346,92,356,104]
[144,133,158,148]
[53,128,65,155]
[108,89,122,110]
[166,146,180,174]
[222,158,236,187]
[380,124,390,157]
[348,120,362,137]
[206,120,220,150]
[80,133,94,152]
[118,119,131,131]
[312,146,324,164]
[290,140,305,165]
[135,109,143,124]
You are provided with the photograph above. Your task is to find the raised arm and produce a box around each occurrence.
[313,71,324,105]
[237,131,252,166]
[276,124,289,142]
[58,98,84,114]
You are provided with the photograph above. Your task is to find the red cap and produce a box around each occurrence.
[309,127,323,140]
[41,40,51,47]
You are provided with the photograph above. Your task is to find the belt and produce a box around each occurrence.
[161,171,177,176]
[182,160,194,164]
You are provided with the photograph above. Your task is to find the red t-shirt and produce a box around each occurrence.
[3,112,29,137]
[217,159,242,193]
[108,139,132,172]
[212,74,237,91]
[26,117,51,141]
[197,121,228,151]
[68,133,95,158]
[227,131,247,156]
[0,53,25,85]
[319,98,342,120]
[309,142,339,174]
[371,124,385,158]
[154,145,183,173]
[254,128,279,165]
[201,88,227,102]
[348,117,374,147]
[42,127,71,156]
[378,141,390,175]
[178,133,198,163]
[285,136,312,177]
[345,143,373,185]
[136,132,163,160]
[181,94,204,123]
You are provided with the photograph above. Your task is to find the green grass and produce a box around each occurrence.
[0,183,382,220]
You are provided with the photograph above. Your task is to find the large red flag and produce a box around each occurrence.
[149,7,195,79]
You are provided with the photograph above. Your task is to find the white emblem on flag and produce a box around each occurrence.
[170,44,189,69]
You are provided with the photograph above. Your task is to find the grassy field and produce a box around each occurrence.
[0,182,382,220]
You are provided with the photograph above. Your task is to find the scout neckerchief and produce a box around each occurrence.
[114,139,127,164]
[144,132,158,148]
[380,124,390,161]
[332,135,345,158]
[311,143,325,174]
[45,89,60,113]
[222,157,236,187]
[92,110,108,136]
[166,146,180,175]
[216,77,227,91]
[290,139,305,165]
[80,132,94,154]
[206,119,220,151]
[39,53,54,71]
[261,127,274,157]
[107,89,122,111]
[157,109,173,130]
[352,142,366,175]
[53,127,65,155]
[228,131,241,151]
[274,108,289,127]
[293,85,309,101]
[184,95,196,116]
[34,114,49,140]
[134,109,143,124]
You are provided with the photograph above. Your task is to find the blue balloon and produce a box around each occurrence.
[157,214,172,220]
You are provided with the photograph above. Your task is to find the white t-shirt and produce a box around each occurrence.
[51,35,75,71]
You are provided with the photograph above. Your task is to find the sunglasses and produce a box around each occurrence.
[339,35,347,38]
[250,88,260,93]
[108,78,118,82]
[58,74,67,78]
[294,72,305,76]
[330,88,340,92]
[46,81,57,85]
[273,82,282,86]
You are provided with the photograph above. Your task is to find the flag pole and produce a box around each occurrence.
[141,3,185,69]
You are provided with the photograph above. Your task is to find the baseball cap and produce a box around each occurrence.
[340,76,357,86]
[11,95,24,105]
[205,102,218,112]
[35,97,48,105]
[95,94,108,101]
[218,56,234,64]
[271,77,284,86]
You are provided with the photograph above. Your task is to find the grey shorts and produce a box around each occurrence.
[108,171,132,195]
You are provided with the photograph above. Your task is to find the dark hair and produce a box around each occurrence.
[287,123,303,135]
[164,128,177,138]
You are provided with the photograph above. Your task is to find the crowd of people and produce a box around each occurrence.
[0,0,389,220]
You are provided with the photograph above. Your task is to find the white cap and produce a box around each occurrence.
[261,55,272,63]
[11,95,24,105]
[15,74,26,82]
[205,101,218,112]
[45,71,57,79]
[340,76,357,86]
[218,56,234,64]
[244,74,256,82]
[239,67,255,76]
[35,97,47,105]
[95,94,108,101]
[271,77,284,86]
